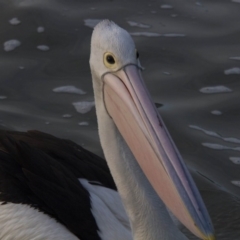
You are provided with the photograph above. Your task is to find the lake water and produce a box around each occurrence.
[0,0,240,239]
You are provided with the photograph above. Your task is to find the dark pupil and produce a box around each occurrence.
[106,55,115,64]
[136,51,139,59]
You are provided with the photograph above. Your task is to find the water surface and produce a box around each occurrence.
[0,0,240,238]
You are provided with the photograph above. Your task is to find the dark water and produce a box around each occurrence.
[1,0,240,239]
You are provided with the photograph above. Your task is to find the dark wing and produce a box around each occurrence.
[0,130,116,240]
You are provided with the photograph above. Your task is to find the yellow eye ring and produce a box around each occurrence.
[103,52,117,69]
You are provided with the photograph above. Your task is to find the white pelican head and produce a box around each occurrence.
[90,20,215,240]
[90,20,138,80]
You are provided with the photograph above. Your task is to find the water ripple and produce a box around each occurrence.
[199,85,232,94]
[202,143,240,151]
[189,125,240,144]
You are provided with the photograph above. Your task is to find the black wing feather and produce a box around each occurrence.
[0,130,116,240]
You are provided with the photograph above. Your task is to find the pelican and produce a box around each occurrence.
[0,20,215,240]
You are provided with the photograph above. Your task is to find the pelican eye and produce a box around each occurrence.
[106,55,115,64]
[103,52,117,68]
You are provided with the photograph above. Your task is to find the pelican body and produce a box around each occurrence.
[0,20,215,240]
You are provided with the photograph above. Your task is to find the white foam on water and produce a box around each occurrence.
[231,181,240,187]
[160,4,173,9]
[163,72,171,75]
[190,125,240,144]
[78,121,89,126]
[163,33,186,37]
[232,0,240,3]
[37,26,45,33]
[211,110,222,115]
[9,17,21,25]
[131,32,160,37]
[229,57,240,61]
[229,157,240,164]
[202,143,240,151]
[84,19,102,28]
[53,86,86,95]
[130,32,185,37]
[62,114,72,118]
[224,67,240,75]
[127,21,150,28]
[4,39,21,52]
[72,101,95,114]
[199,85,232,94]
[190,125,219,138]
[0,96,7,100]
[37,45,50,51]
[202,143,228,150]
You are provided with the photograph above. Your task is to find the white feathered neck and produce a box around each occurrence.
[90,20,188,240]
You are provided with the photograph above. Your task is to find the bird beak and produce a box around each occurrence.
[103,64,215,240]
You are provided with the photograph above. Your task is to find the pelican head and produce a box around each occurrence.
[90,20,215,240]
[90,20,139,80]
